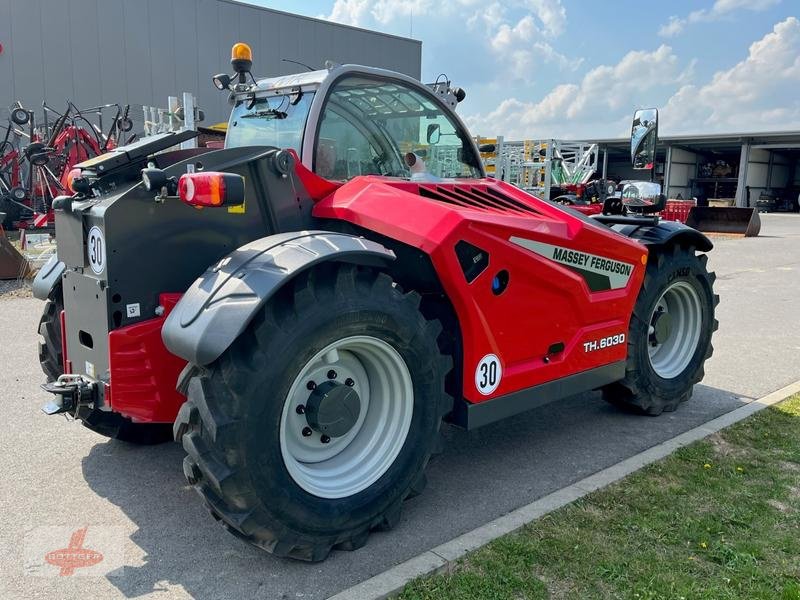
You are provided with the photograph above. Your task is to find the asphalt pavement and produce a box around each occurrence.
[0,214,798,600]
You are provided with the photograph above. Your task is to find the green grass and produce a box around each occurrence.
[400,394,800,600]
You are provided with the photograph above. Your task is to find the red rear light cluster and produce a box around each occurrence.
[178,172,245,208]
[66,168,82,193]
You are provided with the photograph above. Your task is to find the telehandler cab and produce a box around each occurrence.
[33,43,717,561]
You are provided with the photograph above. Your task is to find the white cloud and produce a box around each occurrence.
[662,16,800,132]
[525,0,567,37]
[465,17,800,139]
[483,12,576,72]
[323,0,579,76]
[659,16,686,37]
[659,0,781,37]
[324,0,481,26]
[464,45,687,137]
[326,0,370,25]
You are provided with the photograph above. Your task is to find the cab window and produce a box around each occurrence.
[226,92,315,152]
[315,76,482,181]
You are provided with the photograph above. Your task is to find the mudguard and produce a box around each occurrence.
[32,253,65,300]
[611,219,713,252]
[162,231,395,366]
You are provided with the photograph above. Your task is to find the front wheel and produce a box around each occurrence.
[175,264,451,561]
[603,244,718,415]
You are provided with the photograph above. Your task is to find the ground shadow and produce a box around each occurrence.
[82,383,749,600]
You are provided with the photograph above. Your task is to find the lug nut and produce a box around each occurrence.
[327,370,337,380]
[345,378,355,387]
[302,427,313,437]
[296,405,306,415]
[306,381,316,390]
[320,434,331,444]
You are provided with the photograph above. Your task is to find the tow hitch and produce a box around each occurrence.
[40,374,96,417]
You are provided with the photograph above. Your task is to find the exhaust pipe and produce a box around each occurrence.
[685,206,761,237]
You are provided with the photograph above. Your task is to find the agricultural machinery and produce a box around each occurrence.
[33,44,717,561]
[0,101,133,229]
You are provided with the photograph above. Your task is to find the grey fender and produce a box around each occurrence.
[162,231,396,366]
[611,219,713,253]
[32,253,65,300]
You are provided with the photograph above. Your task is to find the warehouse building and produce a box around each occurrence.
[595,131,800,210]
[0,0,421,128]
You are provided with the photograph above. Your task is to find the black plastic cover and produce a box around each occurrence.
[75,131,198,175]
[454,240,489,283]
[611,219,713,252]
[162,231,395,366]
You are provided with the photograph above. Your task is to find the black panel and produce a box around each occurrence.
[76,130,198,175]
[567,265,611,292]
[454,240,489,283]
[611,219,713,252]
[450,361,626,430]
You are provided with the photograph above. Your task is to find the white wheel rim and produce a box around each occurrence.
[279,335,414,499]
[647,280,703,379]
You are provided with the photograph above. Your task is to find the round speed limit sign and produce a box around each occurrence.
[475,354,502,395]
[87,226,106,275]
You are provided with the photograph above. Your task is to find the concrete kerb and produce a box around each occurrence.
[329,379,800,600]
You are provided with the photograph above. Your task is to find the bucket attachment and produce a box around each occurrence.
[685,206,761,237]
[0,230,31,279]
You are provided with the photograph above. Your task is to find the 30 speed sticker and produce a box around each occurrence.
[583,333,626,353]
[475,354,502,395]
[86,226,105,275]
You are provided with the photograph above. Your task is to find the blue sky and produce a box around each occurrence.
[247,0,800,139]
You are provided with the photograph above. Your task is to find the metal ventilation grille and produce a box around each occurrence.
[416,184,541,216]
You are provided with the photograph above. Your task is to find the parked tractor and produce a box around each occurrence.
[33,44,717,561]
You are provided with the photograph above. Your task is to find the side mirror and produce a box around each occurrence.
[426,123,441,145]
[478,143,496,153]
[631,108,658,170]
[620,181,666,214]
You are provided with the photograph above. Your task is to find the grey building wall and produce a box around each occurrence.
[0,0,421,127]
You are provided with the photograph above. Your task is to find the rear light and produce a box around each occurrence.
[177,172,245,208]
[66,168,82,193]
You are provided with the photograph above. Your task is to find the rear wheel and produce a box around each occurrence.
[38,286,64,382]
[603,244,718,415]
[175,264,451,561]
[37,285,172,444]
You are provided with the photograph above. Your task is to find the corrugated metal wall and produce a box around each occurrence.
[0,0,421,127]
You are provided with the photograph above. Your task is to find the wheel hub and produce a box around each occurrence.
[646,280,703,380]
[280,336,414,499]
[305,381,361,438]
[650,308,672,345]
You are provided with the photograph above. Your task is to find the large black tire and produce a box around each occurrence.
[37,285,173,444]
[603,244,718,415]
[175,264,451,561]
[38,286,64,382]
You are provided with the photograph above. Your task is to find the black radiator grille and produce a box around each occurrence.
[416,184,541,216]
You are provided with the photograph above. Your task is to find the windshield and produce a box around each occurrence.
[225,91,315,152]
[316,76,482,181]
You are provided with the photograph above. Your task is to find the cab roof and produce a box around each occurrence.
[251,69,330,94]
